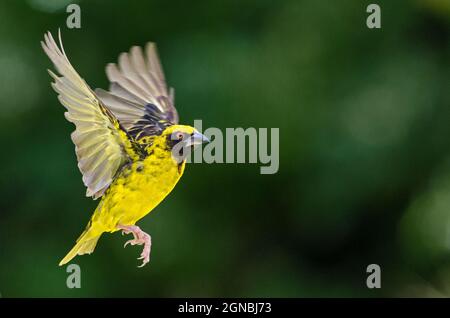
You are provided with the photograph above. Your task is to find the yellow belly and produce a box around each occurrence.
[90,156,185,232]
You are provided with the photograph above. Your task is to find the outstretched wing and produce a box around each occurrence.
[42,30,140,199]
[96,42,178,140]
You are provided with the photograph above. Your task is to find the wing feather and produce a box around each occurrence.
[42,30,138,199]
[97,42,178,139]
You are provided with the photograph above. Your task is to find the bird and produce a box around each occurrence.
[42,30,209,267]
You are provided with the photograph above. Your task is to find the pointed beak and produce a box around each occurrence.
[190,131,210,145]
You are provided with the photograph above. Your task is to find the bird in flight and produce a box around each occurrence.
[42,30,209,267]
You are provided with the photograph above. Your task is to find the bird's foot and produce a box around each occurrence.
[117,224,152,267]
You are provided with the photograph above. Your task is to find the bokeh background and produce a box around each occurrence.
[0,0,449,297]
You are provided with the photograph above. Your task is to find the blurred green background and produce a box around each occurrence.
[0,0,449,297]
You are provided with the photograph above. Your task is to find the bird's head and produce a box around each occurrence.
[161,125,209,162]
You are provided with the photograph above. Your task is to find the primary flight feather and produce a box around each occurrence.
[42,30,208,267]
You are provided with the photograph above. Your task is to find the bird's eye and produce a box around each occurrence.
[177,133,184,140]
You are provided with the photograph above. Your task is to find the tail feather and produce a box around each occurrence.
[59,228,102,266]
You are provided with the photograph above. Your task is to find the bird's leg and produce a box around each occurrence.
[119,225,138,240]
[117,224,152,267]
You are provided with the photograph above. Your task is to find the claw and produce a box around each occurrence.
[138,256,149,268]
[117,224,152,268]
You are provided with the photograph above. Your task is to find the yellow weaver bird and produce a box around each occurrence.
[42,30,208,267]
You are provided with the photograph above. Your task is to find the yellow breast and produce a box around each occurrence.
[91,147,185,232]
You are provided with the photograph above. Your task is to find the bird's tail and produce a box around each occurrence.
[59,223,103,266]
